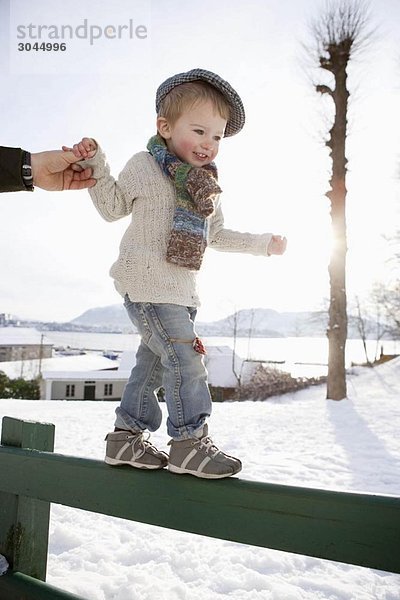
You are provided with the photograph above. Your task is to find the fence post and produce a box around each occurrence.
[0,416,55,581]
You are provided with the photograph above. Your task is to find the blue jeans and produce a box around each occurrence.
[115,297,212,439]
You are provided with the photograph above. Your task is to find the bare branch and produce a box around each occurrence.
[316,84,334,96]
[311,0,372,68]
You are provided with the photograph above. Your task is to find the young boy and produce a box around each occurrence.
[65,68,287,479]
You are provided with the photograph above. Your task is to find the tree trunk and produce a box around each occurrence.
[325,61,348,400]
[312,0,371,399]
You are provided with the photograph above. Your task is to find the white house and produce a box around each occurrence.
[41,370,129,401]
[41,346,247,401]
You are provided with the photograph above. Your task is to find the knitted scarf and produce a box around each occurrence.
[147,134,222,270]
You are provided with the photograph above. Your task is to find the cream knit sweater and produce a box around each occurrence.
[83,147,272,307]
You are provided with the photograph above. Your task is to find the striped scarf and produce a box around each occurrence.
[147,135,221,270]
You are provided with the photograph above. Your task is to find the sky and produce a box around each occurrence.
[1,0,400,323]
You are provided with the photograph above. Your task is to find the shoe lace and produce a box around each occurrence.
[129,432,158,460]
[197,435,221,458]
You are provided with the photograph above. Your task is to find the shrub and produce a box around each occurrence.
[239,364,326,400]
[0,370,40,399]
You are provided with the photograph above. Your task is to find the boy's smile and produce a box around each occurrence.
[157,100,227,167]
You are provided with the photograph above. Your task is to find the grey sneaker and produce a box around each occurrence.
[105,430,168,470]
[167,425,242,479]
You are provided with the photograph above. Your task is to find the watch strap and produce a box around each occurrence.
[22,150,34,191]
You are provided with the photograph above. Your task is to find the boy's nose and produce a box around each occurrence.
[201,138,213,150]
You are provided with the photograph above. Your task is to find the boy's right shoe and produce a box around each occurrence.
[167,425,242,479]
[105,430,168,470]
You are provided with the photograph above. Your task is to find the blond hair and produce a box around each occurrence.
[157,81,231,125]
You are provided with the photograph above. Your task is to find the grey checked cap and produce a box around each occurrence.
[156,68,245,137]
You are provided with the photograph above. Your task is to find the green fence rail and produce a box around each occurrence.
[1,416,399,599]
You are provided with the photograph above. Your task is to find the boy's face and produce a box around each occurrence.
[157,100,227,167]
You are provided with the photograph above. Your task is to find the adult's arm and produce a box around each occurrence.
[0,146,96,193]
[0,146,26,192]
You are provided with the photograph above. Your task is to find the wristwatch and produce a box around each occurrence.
[22,150,34,191]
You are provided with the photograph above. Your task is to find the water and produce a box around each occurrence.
[44,330,399,378]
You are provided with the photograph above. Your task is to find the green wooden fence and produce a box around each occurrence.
[0,416,399,599]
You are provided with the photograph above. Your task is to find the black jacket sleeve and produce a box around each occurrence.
[0,146,26,192]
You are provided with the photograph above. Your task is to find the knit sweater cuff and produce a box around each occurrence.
[77,142,108,179]
[209,230,273,256]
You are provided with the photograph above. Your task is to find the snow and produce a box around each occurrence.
[117,350,137,372]
[204,346,242,388]
[1,359,400,599]
[0,353,117,380]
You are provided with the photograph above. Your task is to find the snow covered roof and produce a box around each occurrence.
[0,353,118,380]
[40,346,245,388]
[118,350,136,371]
[0,327,53,346]
[42,370,129,381]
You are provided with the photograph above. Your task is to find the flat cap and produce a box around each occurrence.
[156,68,245,137]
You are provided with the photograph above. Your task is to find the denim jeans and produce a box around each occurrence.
[115,297,212,439]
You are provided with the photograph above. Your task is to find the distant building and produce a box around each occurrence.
[204,346,241,401]
[41,350,132,400]
[0,327,53,363]
[0,313,19,327]
[41,371,127,401]
[41,346,245,401]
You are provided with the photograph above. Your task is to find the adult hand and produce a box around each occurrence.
[30,150,96,191]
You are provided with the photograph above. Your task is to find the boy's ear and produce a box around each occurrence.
[156,116,172,139]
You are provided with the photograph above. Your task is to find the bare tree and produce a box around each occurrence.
[350,295,374,365]
[346,292,388,364]
[311,1,371,399]
[374,281,400,340]
[231,308,241,387]
[375,230,400,340]
[365,285,389,359]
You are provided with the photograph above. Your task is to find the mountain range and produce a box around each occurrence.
[70,304,332,337]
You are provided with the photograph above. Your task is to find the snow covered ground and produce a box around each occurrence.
[1,359,400,599]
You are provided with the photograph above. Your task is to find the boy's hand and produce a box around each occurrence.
[62,137,97,160]
[267,235,287,256]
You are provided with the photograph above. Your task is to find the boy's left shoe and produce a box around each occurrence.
[167,425,242,479]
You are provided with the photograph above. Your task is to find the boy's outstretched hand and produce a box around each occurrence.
[62,137,98,160]
[267,235,287,256]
